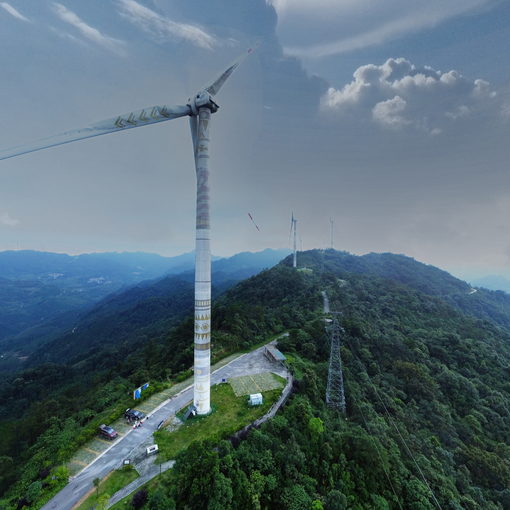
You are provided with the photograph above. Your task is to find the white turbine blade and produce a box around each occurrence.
[205,46,256,97]
[0,103,191,161]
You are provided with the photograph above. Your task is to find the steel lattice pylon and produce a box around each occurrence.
[326,313,346,412]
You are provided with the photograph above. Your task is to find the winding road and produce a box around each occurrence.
[41,342,287,510]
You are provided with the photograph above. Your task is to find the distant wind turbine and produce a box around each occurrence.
[290,212,297,268]
[0,48,255,415]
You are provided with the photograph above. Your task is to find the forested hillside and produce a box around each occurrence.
[0,250,199,372]
[146,253,510,509]
[2,250,510,509]
[300,249,510,330]
[0,248,289,373]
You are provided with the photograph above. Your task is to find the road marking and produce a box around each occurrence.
[96,437,114,445]
[70,346,262,479]
[84,447,101,455]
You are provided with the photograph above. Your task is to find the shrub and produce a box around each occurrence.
[132,489,148,509]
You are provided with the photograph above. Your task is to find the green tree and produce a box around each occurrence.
[325,490,347,510]
[403,480,435,510]
[97,492,110,510]
[209,472,233,510]
[280,485,312,510]
[25,480,42,504]
[173,441,221,510]
[93,477,101,498]
[308,417,324,438]
[148,488,175,510]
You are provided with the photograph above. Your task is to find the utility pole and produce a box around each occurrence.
[326,312,346,413]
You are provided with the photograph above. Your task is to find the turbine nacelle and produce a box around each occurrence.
[188,91,219,116]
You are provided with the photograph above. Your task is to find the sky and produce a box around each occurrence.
[0,0,509,280]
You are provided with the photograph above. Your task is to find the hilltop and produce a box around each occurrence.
[300,249,510,330]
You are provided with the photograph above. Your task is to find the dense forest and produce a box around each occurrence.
[2,250,510,509]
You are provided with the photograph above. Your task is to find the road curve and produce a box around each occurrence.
[41,343,286,510]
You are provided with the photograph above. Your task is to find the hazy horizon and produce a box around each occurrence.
[4,245,510,285]
[1,0,510,277]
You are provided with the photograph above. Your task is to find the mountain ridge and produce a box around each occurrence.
[0,249,291,371]
[0,248,289,342]
[297,249,510,331]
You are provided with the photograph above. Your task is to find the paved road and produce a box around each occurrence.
[322,290,330,314]
[41,343,285,510]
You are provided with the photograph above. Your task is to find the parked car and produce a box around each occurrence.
[99,424,118,440]
[124,408,146,422]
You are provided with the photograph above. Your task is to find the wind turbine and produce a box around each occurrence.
[290,212,297,268]
[0,48,254,415]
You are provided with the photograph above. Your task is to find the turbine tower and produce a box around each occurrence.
[291,212,297,268]
[0,49,254,415]
[330,218,334,250]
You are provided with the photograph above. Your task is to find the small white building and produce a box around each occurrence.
[146,444,159,456]
[249,393,263,406]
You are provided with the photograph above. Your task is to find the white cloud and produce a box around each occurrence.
[322,58,498,134]
[49,26,89,47]
[0,212,19,227]
[0,2,30,22]
[53,3,125,55]
[372,95,410,128]
[268,0,493,58]
[117,0,216,50]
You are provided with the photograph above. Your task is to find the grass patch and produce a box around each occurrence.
[229,372,284,396]
[154,383,282,462]
[75,466,138,510]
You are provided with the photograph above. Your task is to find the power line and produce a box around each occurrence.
[349,390,404,510]
[366,375,444,510]
[343,335,444,510]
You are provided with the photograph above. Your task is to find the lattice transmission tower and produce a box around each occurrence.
[326,313,346,412]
